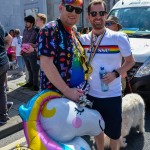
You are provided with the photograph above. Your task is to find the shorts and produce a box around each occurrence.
[87,95,122,140]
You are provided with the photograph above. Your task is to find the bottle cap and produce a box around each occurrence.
[100,67,104,70]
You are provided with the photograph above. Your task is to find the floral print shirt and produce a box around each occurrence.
[38,19,84,92]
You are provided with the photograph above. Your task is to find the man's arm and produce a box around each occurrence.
[4,33,12,50]
[40,56,84,101]
[103,55,135,84]
[117,55,135,77]
[103,32,135,83]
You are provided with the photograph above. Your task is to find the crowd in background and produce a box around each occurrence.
[4,22,92,92]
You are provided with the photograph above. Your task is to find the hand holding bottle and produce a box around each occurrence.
[100,67,109,92]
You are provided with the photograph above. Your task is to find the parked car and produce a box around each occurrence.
[108,0,150,103]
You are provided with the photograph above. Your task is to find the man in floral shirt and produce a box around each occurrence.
[38,0,85,102]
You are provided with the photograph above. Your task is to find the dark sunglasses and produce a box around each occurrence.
[105,22,116,26]
[63,4,82,14]
[90,11,107,17]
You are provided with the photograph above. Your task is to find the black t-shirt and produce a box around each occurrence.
[0,24,8,66]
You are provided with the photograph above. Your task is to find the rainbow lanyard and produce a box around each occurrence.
[72,32,89,80]
[88,30,106,65]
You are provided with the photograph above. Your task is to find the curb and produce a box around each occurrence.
[0,116,23,139]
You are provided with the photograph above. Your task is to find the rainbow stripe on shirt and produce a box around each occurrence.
[83,45,120,54]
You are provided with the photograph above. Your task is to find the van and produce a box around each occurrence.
[108,0,150,103]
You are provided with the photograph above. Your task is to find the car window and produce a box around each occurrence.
[109,7,150,32]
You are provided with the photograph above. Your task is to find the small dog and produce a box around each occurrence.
[104,93,145,148]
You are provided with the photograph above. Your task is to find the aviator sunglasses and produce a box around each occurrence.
[105,22,116,26]
[90,11,107,17]
[63,4,83,14]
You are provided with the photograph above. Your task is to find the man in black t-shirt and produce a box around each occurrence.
[0,23,13,125]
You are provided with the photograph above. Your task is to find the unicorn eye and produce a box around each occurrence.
[75,107,84,115]
[99,120,104,131]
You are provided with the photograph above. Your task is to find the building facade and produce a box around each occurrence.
[0,0,119,33]
[0,0,24,33]
[23,0,119,28]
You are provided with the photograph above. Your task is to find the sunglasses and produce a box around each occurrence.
[63,4,83,14]
[105,22,116,26]
[90,11,107,17]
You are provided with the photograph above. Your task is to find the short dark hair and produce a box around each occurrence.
[9,29,14,34]
[88,0,107,14]
[24,15,35,25]
[81,27,89,34]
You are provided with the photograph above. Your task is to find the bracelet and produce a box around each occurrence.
[113,70,120,78]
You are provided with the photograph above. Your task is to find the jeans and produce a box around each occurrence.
[0,62,9,119]
[17,56,25,72]
[22,51,39,86]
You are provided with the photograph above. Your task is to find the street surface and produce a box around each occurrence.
[0,130,26,150]
[0,103,150,150]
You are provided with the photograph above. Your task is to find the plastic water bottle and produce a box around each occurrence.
[100,67,109,92]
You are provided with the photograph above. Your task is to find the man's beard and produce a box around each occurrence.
[91,20,105,30]
[26,25,32,29]
[92,23,104,30]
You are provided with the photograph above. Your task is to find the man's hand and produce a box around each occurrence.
[102,71,127,84]
[102,72,116,84]
[63,87,84,102]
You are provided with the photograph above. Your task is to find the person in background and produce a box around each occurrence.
[35,13,47,61]
[105,15,127,94]
[11,29,24,76]
[105,15,122,31]
[80,0,135,149]
[5,29,15,91]
[20,14,47,81]
[9,29,15,37]
[35,13,47,29]
[35,13,47,80]
[21,15,39,91]
[0,23,13,125]
[81,27,90,34]
[7,29,15,63]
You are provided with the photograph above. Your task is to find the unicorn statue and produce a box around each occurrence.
[19,83,105,150]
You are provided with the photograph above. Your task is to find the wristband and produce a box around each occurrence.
[113,70,120,78]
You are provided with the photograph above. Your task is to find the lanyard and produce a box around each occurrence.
[88,30,106,65]
[72,33,89,80]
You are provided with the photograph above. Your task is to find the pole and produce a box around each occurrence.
[82,0,84,28]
